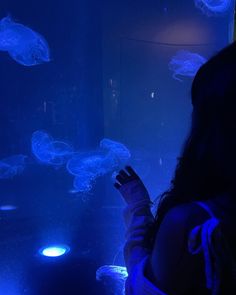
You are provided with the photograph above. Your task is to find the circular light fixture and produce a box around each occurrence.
[39,245,70,257]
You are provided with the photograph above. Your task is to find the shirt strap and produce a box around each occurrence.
[193,201,216,218]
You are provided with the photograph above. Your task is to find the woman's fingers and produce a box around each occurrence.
[116,174,126,185]
[119,169,129,179]
[114,182,121,189]
[114,166,139,188]
[125,166,138,178]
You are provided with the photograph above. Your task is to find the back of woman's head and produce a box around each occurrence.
[154,42,236,225]
[191,42,236,194]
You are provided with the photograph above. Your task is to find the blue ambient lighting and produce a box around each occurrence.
[39,245,70,257]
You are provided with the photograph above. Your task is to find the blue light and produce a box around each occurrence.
[0,205,17,211]
[39,245,70,257]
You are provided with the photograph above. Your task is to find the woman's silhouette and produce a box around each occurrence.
[115,42,236,295]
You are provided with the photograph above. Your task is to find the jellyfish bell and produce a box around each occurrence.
[168,50,207,82]
[31,130,73,166]
[96,265,128,295]
[67,149,118,194]
[45,141,73,165]
[66,150,117,177]
[9,34,50,66]
[0,15,50,66]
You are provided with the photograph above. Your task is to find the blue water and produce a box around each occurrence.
[0,0,235,294]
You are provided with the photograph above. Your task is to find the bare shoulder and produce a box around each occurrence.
[147,202,210,293]
[151,202,210,240]
[161,202,210,227]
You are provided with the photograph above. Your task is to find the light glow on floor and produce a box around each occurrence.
[39,245,70,257]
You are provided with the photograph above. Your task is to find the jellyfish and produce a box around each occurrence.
[0,154,27,179]
[67,150,118,193]
[46,141,74,165]
[31,130,53,162]
[194,0,232,17]
[96,265,128,295]
[31,130,73,165]
[66,150,117,177]
[0,16,50,66]
[72,172,96,193]
[168,50,207,82]
[66,139,130,194]
[99,138,131,165]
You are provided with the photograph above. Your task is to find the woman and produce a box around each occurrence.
[114,42,236,295]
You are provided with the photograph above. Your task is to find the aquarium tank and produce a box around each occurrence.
[0,0,235,294]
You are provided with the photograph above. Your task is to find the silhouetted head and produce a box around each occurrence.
[154,42,236,228]
[190,42,236,193]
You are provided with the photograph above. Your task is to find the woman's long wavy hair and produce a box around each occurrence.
[151,42,236,237]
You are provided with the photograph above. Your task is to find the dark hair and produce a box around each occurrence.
[152,42,236,235]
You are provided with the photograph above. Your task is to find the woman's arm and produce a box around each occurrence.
[114,166,154,272]
[115,167,210,294]
[147,203,209,294]
[123,198,154,272]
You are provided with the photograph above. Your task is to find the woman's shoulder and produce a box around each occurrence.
[161,201,211,229]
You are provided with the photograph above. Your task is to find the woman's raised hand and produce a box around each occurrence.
[114,166,150,205]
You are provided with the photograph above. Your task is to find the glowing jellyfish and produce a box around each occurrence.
[66,139,130,194]
[0,154,27,179]
[168,50,207,82]
[31,130,53,162]
[66,150,116,177]
[31,130,73,165]
[96,265,128,295]
[194,0,232,17]
[72,172,96,193]
[100,138,131,165]
[67,150,118,193]
[0,16,50,66]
